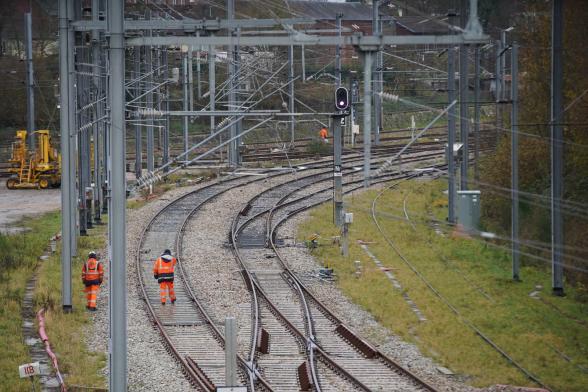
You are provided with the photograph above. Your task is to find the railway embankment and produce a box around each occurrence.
[298,178,588,392]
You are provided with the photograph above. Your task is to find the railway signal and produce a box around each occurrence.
[335,87,349,111]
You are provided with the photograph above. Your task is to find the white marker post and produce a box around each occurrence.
[19,361,40,391]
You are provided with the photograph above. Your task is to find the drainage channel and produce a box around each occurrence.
[21,238,62,391]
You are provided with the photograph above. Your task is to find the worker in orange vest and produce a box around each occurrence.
[153,249,177,305]
[82,251,104,311]
[319,126,328,143]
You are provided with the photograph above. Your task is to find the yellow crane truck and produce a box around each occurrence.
[6,130,61,189]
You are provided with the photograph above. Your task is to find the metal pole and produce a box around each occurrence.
[511,43,520,281]
[551,0,564,296]
[448,48,456,224]
[224,317,238,386]
[25,12,35,148]
[188,46,194,115]
[69,0,78,254]
[183,52,189,161]
[92,0,102,223]
[372,2,382,146]
[162,49,170,171]
[209,43,216,135]
[107,0,127,388]
[500,30,507,98]
[495,39,502,144]
[196,33,202,99]
[301,45,306,83]
[289,44,295,144]
[77,59,87,236]
[362,50,373,188]
[333,116,343,227]
[228,0,237,166]
[134,47,142,178]
[82,50,93,229]
[336,14,342,87]
[58,0,72,312]
[459,0,469,191]
[147,40,154,172]
[100,0,108,214]
[474,45,480,182]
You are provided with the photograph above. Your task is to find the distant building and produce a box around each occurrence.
[392,16,451,35]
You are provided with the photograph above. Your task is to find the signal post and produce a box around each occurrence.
[333,87,350,227]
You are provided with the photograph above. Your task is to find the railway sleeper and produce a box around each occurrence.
[256,328,270,354]
[297,360,313,391]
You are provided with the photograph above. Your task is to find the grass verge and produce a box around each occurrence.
[0,212,60,391]
[34,221,107,390]
[0,211,107,391]
[298,179,588,391]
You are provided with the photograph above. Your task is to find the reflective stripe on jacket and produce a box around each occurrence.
[82,258,104,286]
[153,256,177,283]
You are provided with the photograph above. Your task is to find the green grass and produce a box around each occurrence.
[34,223,107,389]
[298,179,588,391]
[0,213,60,391]
[0,212,107,391]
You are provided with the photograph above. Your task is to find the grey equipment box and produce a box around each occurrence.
[457,190,481,231]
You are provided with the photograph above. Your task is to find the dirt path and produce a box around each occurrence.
[0,179,61,234]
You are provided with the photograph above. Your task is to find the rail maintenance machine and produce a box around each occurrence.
[6,130,61,189]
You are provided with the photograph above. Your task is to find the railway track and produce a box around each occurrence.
[230,152,443,391]
[135,141,487,390]
[136,153,379,390]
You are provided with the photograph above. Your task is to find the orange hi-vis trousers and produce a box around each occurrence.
[159,281,176,304]
[85,284,100,309]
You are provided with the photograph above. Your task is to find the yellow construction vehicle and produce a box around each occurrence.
[6,130,61,189]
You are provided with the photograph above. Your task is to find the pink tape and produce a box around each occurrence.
[37,308,67,391]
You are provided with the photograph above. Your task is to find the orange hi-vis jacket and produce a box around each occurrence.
[82,258,104,286]
[153,255,177,283]
[319,128,328,139]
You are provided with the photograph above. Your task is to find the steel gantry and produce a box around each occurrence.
[58,0,489,389]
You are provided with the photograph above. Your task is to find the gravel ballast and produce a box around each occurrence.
[82,168,497,391]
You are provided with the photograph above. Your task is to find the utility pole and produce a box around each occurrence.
[108,0,127,387]
[474,45,480,182]
[188,46,194,117]
[134,47,142,179]
[24,12,35,149]
[362,50,373,188]
[336,13,342,87]
[372,1,382,146]
[67,0,77,257]
[183,51,189,161]
[495,39,502,144]
[58,0,73,312]
[228,0,238,166]
[92,0,102,223]
[147,41,154,172]
[74,3,88,237]
[196,34,202,99]
[333,116,343,227]
[209,42,216,135]
[162,49,170,170]
[101,0,109,213]
[448,48,456,224]
[301,45,306,83]
[551,0,564,296]
[289,44,295,143]
[459,0,469,190]
[511,43,520,281]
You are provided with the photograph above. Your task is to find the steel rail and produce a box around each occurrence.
[135,159,331,390]
[268,170,443,392]
[232,153,446,390]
